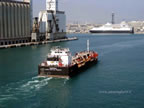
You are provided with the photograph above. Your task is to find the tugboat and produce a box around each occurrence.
[38,40,98,78]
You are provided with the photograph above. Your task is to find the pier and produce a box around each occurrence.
[0,37,78,49]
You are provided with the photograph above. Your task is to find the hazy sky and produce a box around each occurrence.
[33,0,144,24]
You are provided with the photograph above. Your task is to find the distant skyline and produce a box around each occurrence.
[32,0,144,24]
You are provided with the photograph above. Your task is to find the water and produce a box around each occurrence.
[0,34,144,108]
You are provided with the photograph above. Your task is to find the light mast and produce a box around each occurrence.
[112,13,115,24]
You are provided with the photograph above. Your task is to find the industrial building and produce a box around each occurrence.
[38,0,66,40]
[0,0,31,45]
[0,0,67,46]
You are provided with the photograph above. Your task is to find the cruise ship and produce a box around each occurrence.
[90,22,134,34]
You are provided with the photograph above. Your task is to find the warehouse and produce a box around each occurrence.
[0,0,31,45]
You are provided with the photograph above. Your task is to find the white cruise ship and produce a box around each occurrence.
[90,22,134,34]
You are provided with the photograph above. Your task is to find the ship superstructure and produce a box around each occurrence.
[46,47,72,67]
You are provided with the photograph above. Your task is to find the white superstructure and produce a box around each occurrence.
[90,22,134,33]
[45,47,72,67]
[38,0,66,40]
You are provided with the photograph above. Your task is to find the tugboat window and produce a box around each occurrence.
[47,57,59,61]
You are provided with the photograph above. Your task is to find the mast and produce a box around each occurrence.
[87,39,90,52]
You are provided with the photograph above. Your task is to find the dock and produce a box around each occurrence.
[0,37,78,49]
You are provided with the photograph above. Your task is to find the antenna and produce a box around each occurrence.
[87,39,90,52]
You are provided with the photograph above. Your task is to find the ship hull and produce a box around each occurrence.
[90,30,134,34]
[38,59,98,78]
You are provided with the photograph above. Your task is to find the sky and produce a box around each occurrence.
[32,0,144,24]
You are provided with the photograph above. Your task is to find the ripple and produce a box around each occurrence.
[98,38,144,56]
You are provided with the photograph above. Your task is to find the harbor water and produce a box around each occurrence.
[0,34,144,108]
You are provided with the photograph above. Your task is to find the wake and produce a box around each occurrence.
[0,76,53,104]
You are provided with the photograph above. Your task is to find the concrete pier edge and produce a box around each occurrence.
[0,37,78,49]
